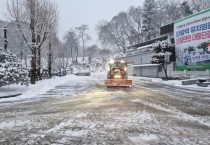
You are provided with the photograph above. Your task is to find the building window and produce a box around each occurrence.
[158,66,163,72]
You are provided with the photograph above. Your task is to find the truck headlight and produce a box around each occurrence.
[110,60,114,64]
[114,75,121,79]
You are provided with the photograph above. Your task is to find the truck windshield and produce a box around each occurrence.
[110,62,125,69]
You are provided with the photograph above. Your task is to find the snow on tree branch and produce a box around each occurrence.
[152,40,174,56]
[151,40,175,79]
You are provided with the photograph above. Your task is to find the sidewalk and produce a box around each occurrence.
[131,76,210,91]
[0,74,78,101]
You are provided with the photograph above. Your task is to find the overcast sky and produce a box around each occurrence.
[0,0,144,45]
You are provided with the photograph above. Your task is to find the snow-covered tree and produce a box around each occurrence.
[190,0,210,13]
[76,25,91,61]
[0,47,29,87]
[7,0,58,84]
[142,0,158,41]
[165,0,182,23]
[151,41,174,79]
[97,12,134,53]
[128,6,144,44]
[180,1,193,17]
[63,29,79,63]
[97,20,123,52]
[85,45,99,63]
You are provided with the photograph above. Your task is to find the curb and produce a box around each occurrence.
[0,93,22,99]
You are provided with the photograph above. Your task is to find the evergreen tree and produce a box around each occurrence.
[0,47,29,87]
[142,0,158,41]
[151,41,174,79]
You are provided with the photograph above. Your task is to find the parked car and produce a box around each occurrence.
[74,70,91,76]
[54,69,67,77]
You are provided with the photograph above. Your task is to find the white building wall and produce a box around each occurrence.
[142,66,158,77]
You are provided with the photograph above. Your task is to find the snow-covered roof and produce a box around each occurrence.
[127,36,168,50]
[126,44,153,53]
[137,44,153,50]
[126,49,135,52]
[128,64,160,67]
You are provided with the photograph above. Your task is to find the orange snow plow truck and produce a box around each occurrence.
[104,60,132,87]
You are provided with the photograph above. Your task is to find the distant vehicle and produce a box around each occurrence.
[55,69,67,76]
[74,70,91,76]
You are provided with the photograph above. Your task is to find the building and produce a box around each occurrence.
[115,12,210,78]
[115,33,176,78]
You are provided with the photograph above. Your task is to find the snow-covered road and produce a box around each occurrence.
[0,73,210,145]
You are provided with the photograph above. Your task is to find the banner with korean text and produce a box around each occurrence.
[174,8,210,70]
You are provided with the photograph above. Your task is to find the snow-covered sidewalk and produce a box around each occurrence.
[130,76,210,91]
[0,75,82,100]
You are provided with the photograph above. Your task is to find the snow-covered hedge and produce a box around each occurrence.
[70,57,103,73]
[0,47,29,87]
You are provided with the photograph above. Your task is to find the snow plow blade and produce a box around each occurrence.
[104,79,132,87]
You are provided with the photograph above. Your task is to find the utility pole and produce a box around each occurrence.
[4,27,8,50]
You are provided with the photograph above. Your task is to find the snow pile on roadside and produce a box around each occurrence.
[131,76,210,91]
[18,76,72,99]
[152,78,210,90]
[0,76,69,101]
[0,84,28,98]
[0,74,95,102]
